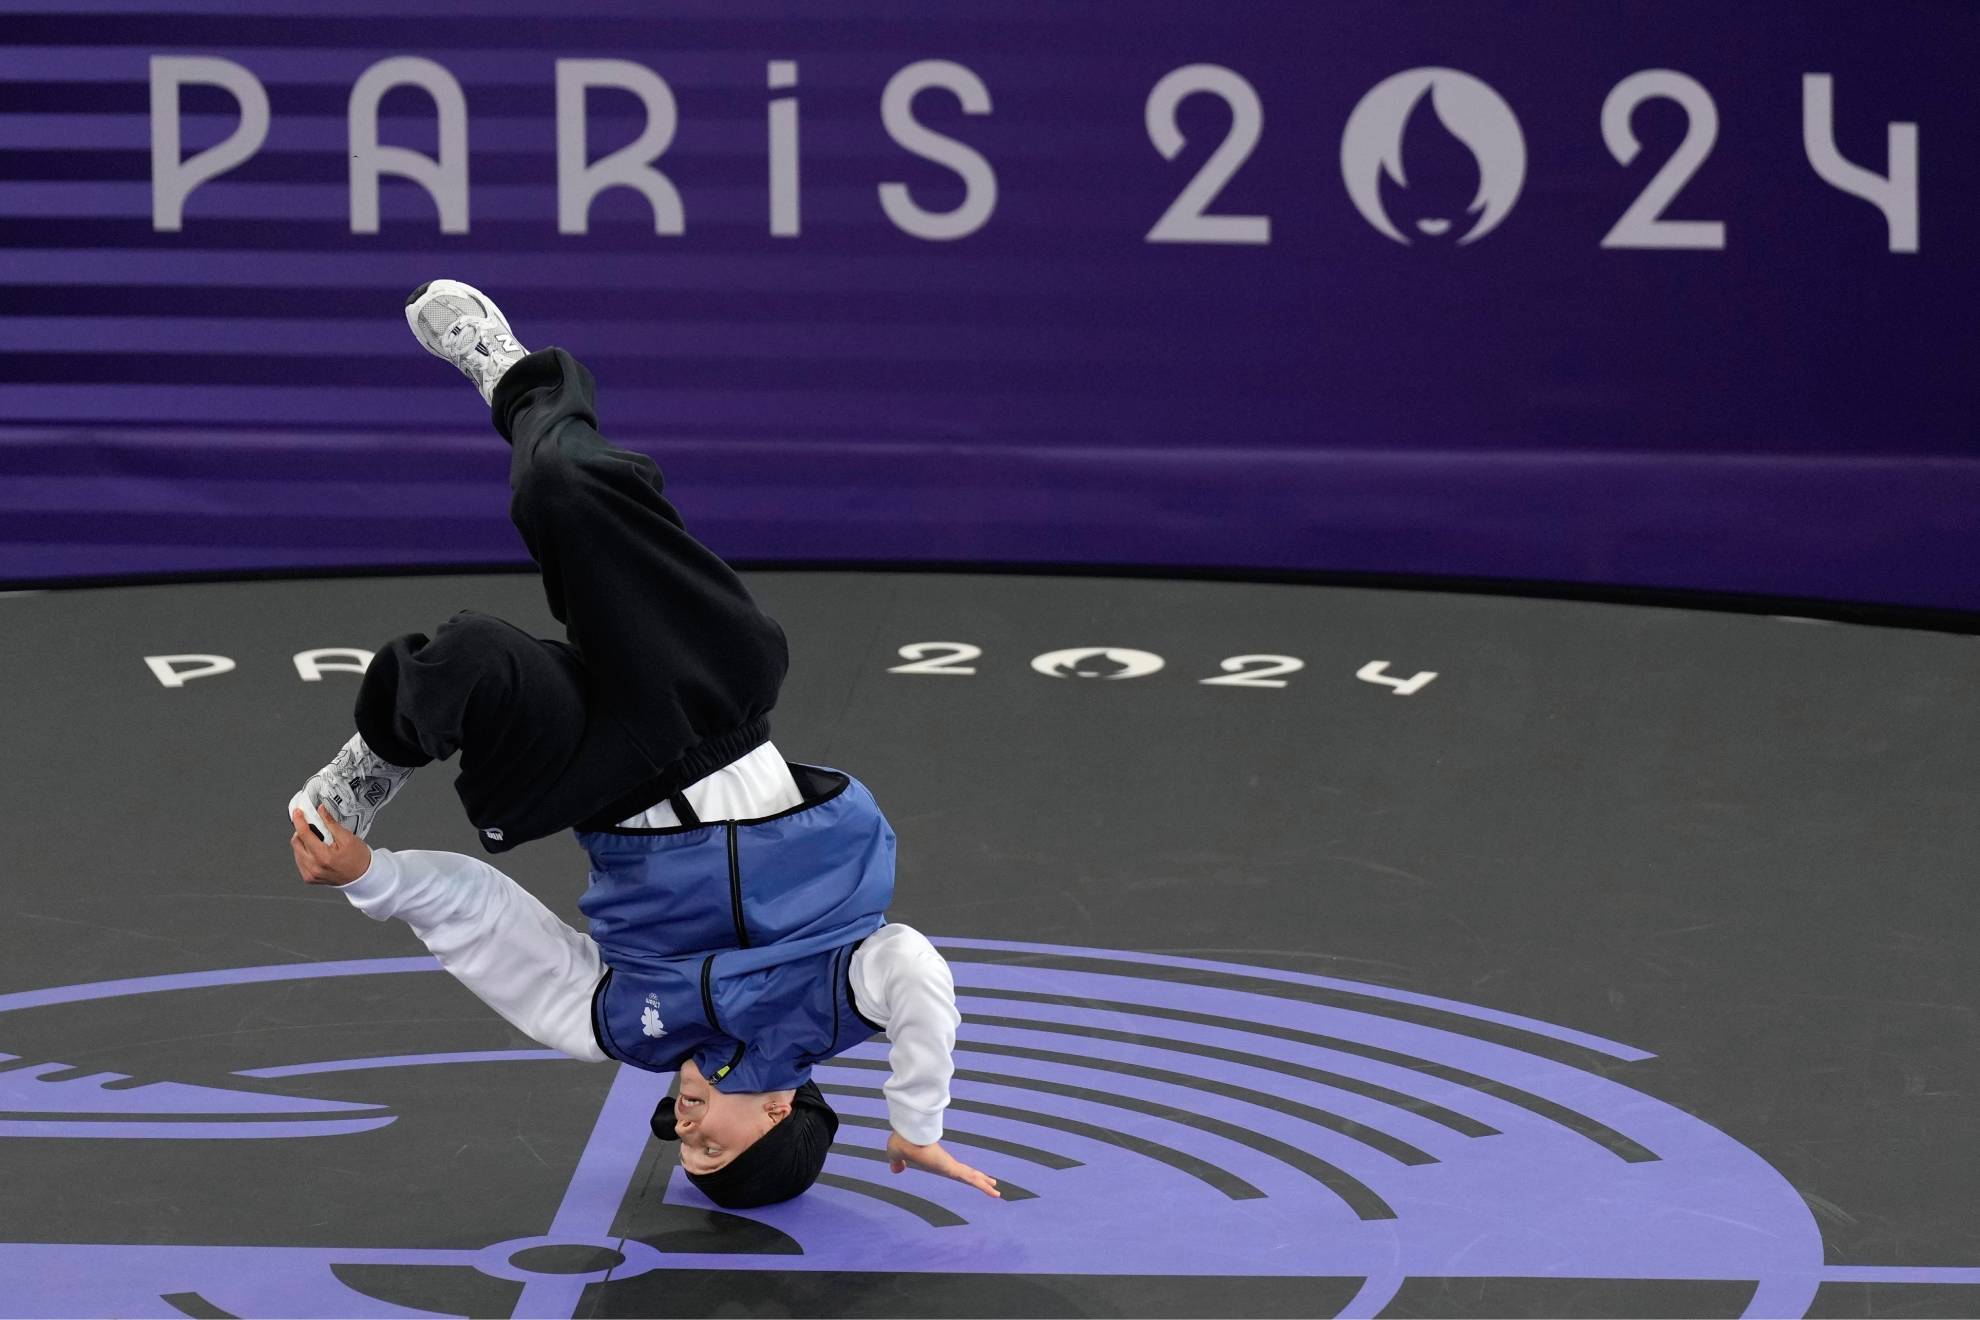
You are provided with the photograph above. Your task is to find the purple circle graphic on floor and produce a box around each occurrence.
[0,938,1959,1319]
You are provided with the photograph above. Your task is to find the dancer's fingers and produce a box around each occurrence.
[290,830,318,881]
[945,1156,1000,1197]
[292,807,328,857]
[287,789,327,843]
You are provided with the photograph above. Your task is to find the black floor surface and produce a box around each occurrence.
[0,571,1973,1318]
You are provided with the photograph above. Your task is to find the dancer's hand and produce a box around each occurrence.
[290,806,372,887]
[885,1132,1001,1198]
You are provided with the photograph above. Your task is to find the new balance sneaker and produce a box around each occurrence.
[404,279,528,404]
[289,732,417,842]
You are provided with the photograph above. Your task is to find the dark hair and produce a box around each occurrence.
[649,1079,838,1209]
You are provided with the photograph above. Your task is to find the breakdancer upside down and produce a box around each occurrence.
[286,280,996,1210]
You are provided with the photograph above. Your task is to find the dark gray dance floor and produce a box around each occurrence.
[0,571,1974,1319]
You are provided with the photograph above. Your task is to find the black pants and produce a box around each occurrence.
[354,349,788,852]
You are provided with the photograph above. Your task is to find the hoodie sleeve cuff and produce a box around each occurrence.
[338,847,402,921]
[888,1103,944,1147]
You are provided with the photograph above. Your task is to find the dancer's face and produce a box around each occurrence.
[673,1058,792,1175]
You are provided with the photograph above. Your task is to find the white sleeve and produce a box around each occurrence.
[340,847,608,1064]
[848,924,958,1145]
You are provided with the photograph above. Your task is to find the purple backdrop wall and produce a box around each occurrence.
[1,0,1975,609]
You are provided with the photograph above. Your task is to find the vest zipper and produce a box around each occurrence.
[726,822,750,948]
[710,1040,745,1083]
[705,826,747,1063]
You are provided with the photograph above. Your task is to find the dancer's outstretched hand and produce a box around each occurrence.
[290,806,372,887]
[885,1131,1001,1198]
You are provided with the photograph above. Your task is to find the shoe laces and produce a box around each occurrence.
[440,316,523,359]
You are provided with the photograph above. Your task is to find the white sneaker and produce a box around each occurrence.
[289,733,416,842]
[404,279,529,404]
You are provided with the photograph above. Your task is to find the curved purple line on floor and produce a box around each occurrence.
[936,938,1653,1061]
[236,1049,567,1079]
[0,947,1648,1061]
[35,946,1980,1309]
[951,1024,1459,1158]
[0,1116,395,1139]
[0,956,439,1015]
[1336,1271,1403,1320]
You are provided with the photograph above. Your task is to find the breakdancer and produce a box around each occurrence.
[286,280,997,1210]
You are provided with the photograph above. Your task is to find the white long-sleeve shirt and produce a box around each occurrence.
[337,743,959,1145]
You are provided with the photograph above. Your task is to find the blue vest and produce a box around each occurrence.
[579,764,890,1092]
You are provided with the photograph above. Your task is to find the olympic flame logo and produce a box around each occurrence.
[1340,68,1527,246]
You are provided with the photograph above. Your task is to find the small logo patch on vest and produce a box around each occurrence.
[640,994,666,1039]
